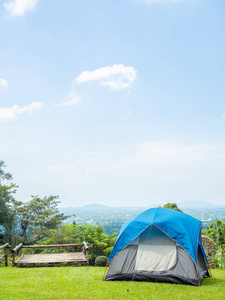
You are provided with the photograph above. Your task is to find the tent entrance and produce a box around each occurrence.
[134,225,177,272]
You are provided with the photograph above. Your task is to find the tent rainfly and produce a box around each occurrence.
[105,208,210,286]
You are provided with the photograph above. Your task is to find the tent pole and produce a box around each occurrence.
[102,261,109,280]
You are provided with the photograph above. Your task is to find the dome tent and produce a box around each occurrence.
[105,208,210,286]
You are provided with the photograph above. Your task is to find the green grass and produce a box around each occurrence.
[0,267,224,300]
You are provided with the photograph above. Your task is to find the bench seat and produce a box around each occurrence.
[15,252,87,265]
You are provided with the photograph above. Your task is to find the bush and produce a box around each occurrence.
[89,254,97,266]
[94,256,108,267]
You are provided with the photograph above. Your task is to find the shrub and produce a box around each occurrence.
[95,256,108,267]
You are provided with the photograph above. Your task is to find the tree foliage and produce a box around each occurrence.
[14,195,70,244]
[0,161,17,244]
[82,224,117,263]
[203,220,225,246]
[162,202,183,212]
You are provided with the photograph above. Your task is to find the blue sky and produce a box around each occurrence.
[0,0,225,207]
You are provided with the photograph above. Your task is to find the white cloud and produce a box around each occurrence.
[4,0,38,17]
[0,79,8,88]
[131,141,225,166]
[75,64,137,91]
[55,92,81,107]
[0,102,43,121]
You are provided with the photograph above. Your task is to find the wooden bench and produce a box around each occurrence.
[0,243,11,266]
[12,242,89,267]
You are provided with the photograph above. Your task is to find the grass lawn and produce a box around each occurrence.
[0,267,224,300]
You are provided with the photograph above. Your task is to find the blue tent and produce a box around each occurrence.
[106,208,210,286]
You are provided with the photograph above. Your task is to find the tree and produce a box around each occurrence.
[0,161,17,244]
[203,220,225,246]
[81,224,117,263]
[162,203,183,213]
[40,224,84,245]
[14,195,70,244]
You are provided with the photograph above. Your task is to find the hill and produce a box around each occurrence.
[60,202,225,234]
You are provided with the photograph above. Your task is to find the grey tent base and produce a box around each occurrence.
[105,272,208,286]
